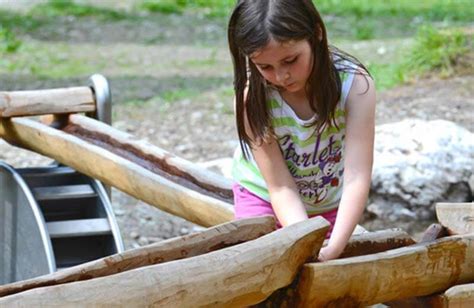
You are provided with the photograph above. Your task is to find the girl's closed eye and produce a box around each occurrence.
[284,56,298,65]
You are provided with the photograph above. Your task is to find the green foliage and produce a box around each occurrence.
[161,88,198,102]
[139,0,235,17]
[316,0,473,22]
[0,9,43,33]
[367,63,406,90]
[29,0,128,21]
[0,26,22,54]
[140,0,183,14]
[403,26,470,77]
[354,23,375,40]
[139,0,473,21]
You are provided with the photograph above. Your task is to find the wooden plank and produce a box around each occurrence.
[0,216,276,298]
[385,283,474,308]
[0,217,329,307]
[436,203,474,235]
[46,218,111,238]
[0,117,234,227]
[0,87,95,117]
[296,234,474,307]
[445,283,474,307]
[33,184,96,201]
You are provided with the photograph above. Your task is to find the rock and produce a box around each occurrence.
[138,236,149,246]
[197,157,233,179]
[130,231,140,240]
[369,119,473,222]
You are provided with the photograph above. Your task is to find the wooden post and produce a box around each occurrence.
[0,217,330,307]
[0,117,234,226]
[0,87,95,117]
[296,234,474,307]
[436,203,474,235]
[0,216,276,298]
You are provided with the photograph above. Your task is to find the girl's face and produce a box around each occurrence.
[250,39,313,94]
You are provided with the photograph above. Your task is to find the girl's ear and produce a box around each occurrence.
[317,24,323,42]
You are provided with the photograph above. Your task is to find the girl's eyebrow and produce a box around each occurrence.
[253,53,299,66]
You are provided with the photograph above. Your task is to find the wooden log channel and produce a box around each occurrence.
[296,233,474,307]
[0,87,95,117]
[0,216,275,298]
[0,115,234,227]
[0,217,330,307]
[258,228,416,307]
[436,203,474,235]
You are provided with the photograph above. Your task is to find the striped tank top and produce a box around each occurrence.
[232,61,356,215]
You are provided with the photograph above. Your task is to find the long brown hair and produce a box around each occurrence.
[228,0,369,159]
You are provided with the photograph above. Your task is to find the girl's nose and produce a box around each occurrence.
[276,69,290,84]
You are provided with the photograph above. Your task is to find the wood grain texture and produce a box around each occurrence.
[436,203,474,235]
[0,217,330,307]
[0,87,95,117]
[296,234,474,307]
[0,117,234,226]
[445,283,474,308]
[0,216,276,298]
[386,283,474,308]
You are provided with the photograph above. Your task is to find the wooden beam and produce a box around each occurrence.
[0,117,234,227]
[0,87,95,117]
[385,283,474,307]
[0,217,329,307]
[436,203,474,235]
[296,234,474,307]
[0,216,275,298]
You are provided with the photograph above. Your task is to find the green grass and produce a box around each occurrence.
[403,26,471,77]
[0,26,22,54]
[139,0,234,17]
[138,0,473,21]
[316,0,473,21]
[29,0,130,21]
[0,41,101,79]
[366,26,472,89]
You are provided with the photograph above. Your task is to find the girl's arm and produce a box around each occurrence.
[318,72,376,261]
[241,102,308,227]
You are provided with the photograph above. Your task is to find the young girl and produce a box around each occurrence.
[228,0,376,262]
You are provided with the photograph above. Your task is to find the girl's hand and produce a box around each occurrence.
[317,244,343,262]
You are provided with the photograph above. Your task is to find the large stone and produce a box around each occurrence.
[369,119,473,221]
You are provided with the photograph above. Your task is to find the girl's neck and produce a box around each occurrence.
[278,88,315,121]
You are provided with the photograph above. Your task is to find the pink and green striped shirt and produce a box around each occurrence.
[232,62,356,215]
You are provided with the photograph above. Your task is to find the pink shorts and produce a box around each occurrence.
[233,184,338,238]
